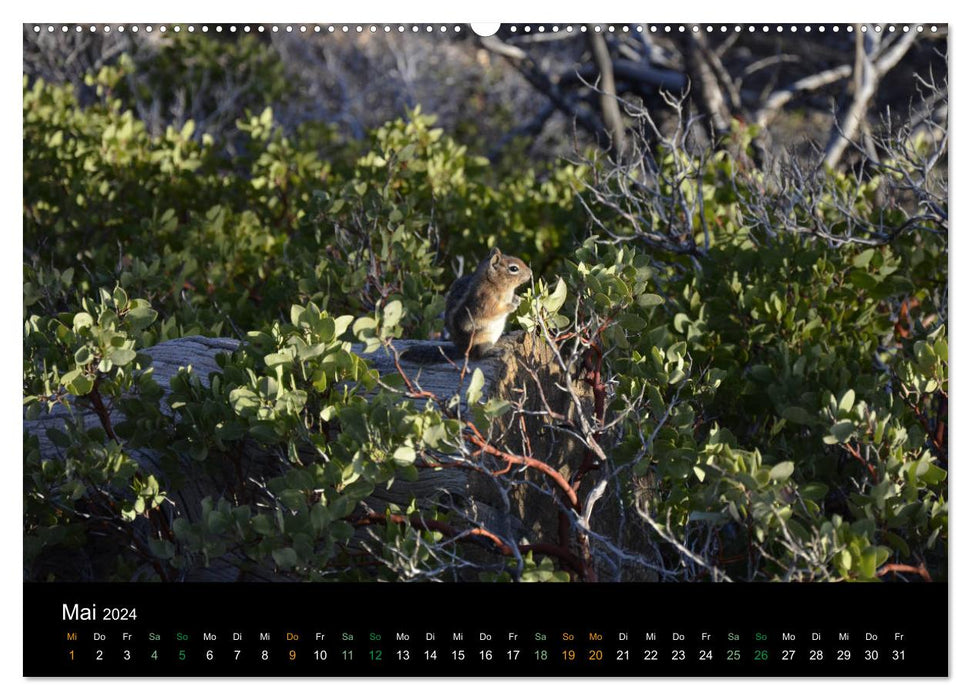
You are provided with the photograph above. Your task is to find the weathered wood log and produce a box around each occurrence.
[25,333,586,581]
[26,330,665,581]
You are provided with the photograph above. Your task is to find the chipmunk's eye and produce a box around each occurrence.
[509,265,519,273]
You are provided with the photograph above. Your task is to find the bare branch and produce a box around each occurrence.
[757,64,853,128]
[681,32,732,134]
[824,26,920,169]
[478,34,607,142]
[587,26,628,156]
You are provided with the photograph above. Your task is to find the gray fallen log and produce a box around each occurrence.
[24,334,536,581]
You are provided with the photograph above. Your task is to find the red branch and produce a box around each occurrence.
[522,543,584,573]
[844,442,879,483]
[893,297,920,340]
[876,562,932,582]
[891,362,948,469]
[389,344,441,402]
[86,381,119,443]
[464,422,579,510]
[386,340,594,579]
[575,344,606,487]
[354,512,509,549]
[934,394,947,458]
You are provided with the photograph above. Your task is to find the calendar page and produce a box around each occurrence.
[22,20,948,678]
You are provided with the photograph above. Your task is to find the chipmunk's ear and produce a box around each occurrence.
[489,247,503,267]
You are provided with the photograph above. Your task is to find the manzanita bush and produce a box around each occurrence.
[24,39,946,583]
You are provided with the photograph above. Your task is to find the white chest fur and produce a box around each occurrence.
[479,315,508,344]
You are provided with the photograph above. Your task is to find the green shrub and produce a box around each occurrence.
[23,45,946,583]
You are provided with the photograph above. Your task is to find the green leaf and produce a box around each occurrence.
[883,532,911,559]
[838,389,856,413]
[229,387,260,414]
[914,461,947,486]
[466,367,485,405]
[914,341,937,376]
[382,299,404,328]
[638,293,664,308]
[825,420,856,444]
[45,428,71,448]
[251,514,275,536]
[665,341,687,363]
[272,547,298,569]
[112,286,129,309]
[392,445,416,466]
[108,347,137,366]
[852,249,875,268]
[801,483,829,501]
[62,369,94,396]
[264,351,293,367]
[422,422,449,448]
[126,305,158,330]
[74,347,94,365]
[352,316,378,338]
[858,546,881,579]
[249,422,278,443]
[782,406,815,425]
[73,312,94,332]
[618,313,647,332]
[148,539,176,560]
[838,550,852,571]
[673,313,691,334]
[333,315,354,338]
[316,316,336,344]
[482,398,511,418]
[847,269,876,291]
[542,277,568,314]
[768,461,794,482]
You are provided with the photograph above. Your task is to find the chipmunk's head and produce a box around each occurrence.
[486,247,532,289]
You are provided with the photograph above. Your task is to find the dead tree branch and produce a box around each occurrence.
[681,32,732,134]
[479,33,606,143]
[824,26,920,168]
[588,26,628,156]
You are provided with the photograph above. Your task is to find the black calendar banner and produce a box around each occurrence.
[24,582,949,676]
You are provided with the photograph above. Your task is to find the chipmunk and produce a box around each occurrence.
[444,247,532,359]
[399,247,532,363]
